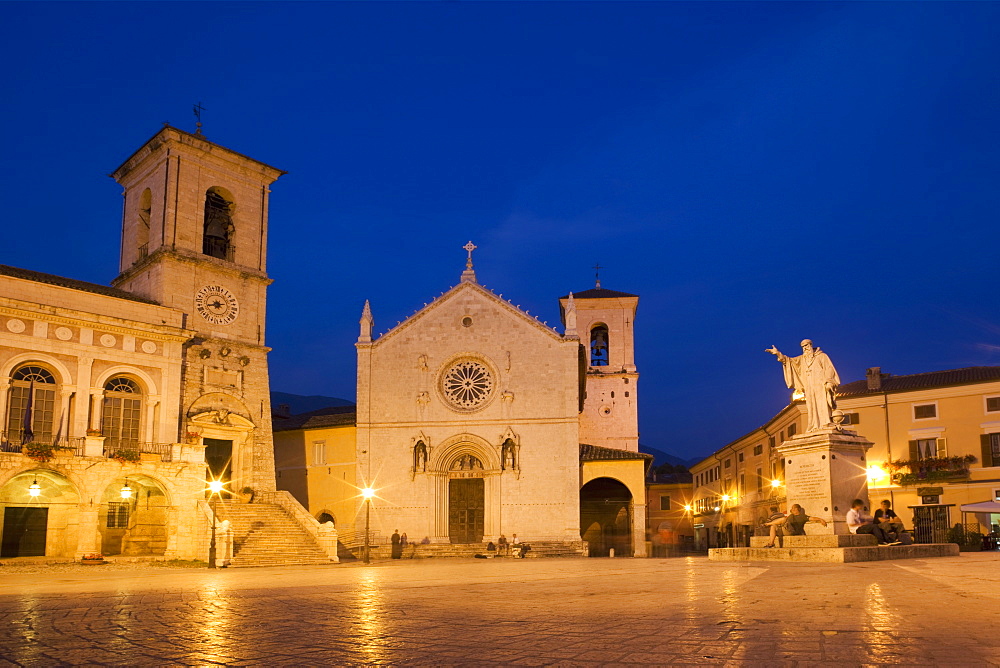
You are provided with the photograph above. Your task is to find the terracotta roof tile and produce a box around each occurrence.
[579,443,652,462]
[272,405,357,431]
[0,264,159,305]
[837,366,1000,397]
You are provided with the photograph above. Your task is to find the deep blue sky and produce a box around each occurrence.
[2,3,999,461]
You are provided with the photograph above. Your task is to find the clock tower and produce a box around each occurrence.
[111,126,286,491]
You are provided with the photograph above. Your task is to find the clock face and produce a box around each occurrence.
[195,285,240,325]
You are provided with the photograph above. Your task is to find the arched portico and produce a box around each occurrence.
[98,475,169,556]
[1,469,81,558]
[580,477,634,557]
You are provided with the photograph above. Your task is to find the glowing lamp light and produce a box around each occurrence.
[721,494,731,502]
[713,506,721,512]
[28,479,41,497]
[683,505,692,512]
[771,479,783,488]
[866,465,887,483]
[208,479,224,494]
[362,487,375,500]
[120,480,133,499]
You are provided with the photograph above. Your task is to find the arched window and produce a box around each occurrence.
[102,376,143,449]
[6,365,58,444]
[137,188,152,259]
[203,187,235,261]
[590,324,609,366]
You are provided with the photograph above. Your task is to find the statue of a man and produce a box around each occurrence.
[766,339,840,432]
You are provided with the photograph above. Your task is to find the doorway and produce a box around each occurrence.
[913,505,950,543]
[2,507,48,557]
[204,438,233,488]
[449,478,484,543]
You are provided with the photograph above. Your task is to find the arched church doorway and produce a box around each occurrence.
[580,477,633,557]
[448,454,485,543]
[98,476,169,556]
[1,470,81,558]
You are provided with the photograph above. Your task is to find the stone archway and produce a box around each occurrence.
[98,475,169,556]
[580,477,633,557]
[428,435,499,543]
[1,469,81,558]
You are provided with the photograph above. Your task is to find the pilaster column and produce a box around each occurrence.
[74,357,93,436]
[74,505,101,559]
[89,392,103,432]
[0,378,10,436]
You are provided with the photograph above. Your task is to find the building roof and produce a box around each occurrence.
[837,366,1000,397]
[580,443,653,462]
[0,264,160,305]
[272,405,357,432]
[561,287,638,300]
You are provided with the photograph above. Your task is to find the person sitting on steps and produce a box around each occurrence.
[847,499,899,545]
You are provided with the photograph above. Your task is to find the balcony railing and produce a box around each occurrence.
[103,440,174,462]
[1,431,78,452]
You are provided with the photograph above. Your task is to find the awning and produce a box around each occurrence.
[959,501,1000,513]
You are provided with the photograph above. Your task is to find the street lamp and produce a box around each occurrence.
[28,479,41,498]
[362,487,375,564]
[120,479,133,499]
[208,479,224,569]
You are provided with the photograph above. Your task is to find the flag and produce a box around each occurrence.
[21,380,34,445]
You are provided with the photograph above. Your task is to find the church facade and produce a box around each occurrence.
[320,253,651,556]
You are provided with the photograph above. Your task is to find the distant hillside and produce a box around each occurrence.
[271,391,354,415]
[639,444,703,469]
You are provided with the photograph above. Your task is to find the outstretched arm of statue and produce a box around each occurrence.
[765,345,784,360]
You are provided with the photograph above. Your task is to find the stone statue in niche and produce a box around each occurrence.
[501,439,516,470]
[413,441,427,472]
[450,455,483,471]
[417,354,428,371]
[766,339,841,432]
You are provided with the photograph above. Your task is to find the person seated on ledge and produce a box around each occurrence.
[760,506,787,548]
[783,504,828,536]
[847,499,899,545]
[873,499,905,538]
[497,534,509,555]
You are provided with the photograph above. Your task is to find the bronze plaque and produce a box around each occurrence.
[917,487,944,496]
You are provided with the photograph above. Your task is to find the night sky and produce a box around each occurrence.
[2,3,999,462]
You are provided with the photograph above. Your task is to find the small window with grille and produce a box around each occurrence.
[107,501,130,528]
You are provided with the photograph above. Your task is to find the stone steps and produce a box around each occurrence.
[214,502,332,568]
[343,540,588,560]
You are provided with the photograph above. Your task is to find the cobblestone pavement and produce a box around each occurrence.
[1,552,999,666]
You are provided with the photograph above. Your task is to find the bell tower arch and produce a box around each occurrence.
[560,286,639,452]
[109,126,286,491]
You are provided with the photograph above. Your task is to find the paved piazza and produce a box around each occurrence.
[1,553,999,666]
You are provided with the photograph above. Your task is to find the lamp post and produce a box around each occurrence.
[362,487,375,564]
[208,479,223,569]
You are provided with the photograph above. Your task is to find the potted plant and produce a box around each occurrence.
[240,486,256,504]
[111,449,141,464]
[24,442,71,463]
[185,431,201,444]
[81,553,106,564]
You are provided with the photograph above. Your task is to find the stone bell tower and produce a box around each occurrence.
[560,280,639,452]
[110,125,286,492]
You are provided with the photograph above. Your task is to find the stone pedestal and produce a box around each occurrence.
[775,427,872,534]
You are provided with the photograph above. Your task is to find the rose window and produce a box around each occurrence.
[441,360,494,410]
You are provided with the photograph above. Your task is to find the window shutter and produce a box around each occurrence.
[982,435,994,468]
[908,440,919,460]
[936,438,947,457]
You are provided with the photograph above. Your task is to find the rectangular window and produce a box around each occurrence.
[915,439,937,459]
[754,444,763,456]
[738,452,744,463]
[987,397,1000,413]
[841,412,860,425]
[768,435,776,449]
[756,467,763,493]
[739,473,745,496]
[724,458,731,469]
[107,501,130,529]
[787,423,797,438]
[914,404,937,420]
[990,434,1000,466]
[312,441,326,466]
[660,495,671,511]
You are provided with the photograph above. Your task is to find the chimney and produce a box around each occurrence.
[866,367,882,391]
[276,403,291,418]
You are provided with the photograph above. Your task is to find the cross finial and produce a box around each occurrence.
[593,263,602,289]
[461,241,478,284]
[193,101,206,135]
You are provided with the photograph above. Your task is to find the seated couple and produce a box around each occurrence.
[848,499,904,545]
[760,504,828,547]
